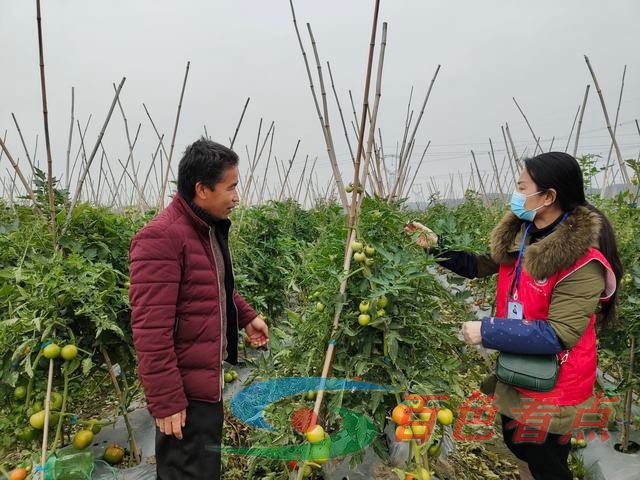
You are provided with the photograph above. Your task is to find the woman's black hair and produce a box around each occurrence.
[524,152,623,326]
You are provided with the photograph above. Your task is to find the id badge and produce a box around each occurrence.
[508,301,524,320]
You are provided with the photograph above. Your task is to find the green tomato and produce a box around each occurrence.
[17,427,38,443]
[350,241,364,253]
[358,314,370,326]
[14,386,27,401]
[359,301,370,313]
[315,302,325,313]
[353,252,366,263]
[50,392,63,411]
[61,344,78,361]
[43,343,61,359]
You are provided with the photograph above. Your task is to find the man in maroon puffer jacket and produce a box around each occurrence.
[129,138,269,480]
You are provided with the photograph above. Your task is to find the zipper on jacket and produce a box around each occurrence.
[208,227,224,401]
[228,245,240,340]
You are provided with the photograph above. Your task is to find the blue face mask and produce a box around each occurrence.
[510,191,544,221]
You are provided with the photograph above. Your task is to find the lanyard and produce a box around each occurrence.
[509,212,570,300]
[510,222,533,299]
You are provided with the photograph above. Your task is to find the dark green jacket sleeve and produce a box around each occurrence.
[547,260,605,349]
[431,250,499,279]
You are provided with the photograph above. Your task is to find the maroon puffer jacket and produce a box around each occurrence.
[128,193,257,418]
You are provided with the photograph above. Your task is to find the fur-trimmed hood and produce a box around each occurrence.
[490,205,602,280]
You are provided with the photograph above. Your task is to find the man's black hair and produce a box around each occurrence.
[177,138,239,199]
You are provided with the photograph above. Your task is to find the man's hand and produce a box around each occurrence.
[461,321,482,345]
[155,409,187,439]
[404,221,438,249]
[245,315,269,347]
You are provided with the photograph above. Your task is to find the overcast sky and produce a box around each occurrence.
[1,0,639,201]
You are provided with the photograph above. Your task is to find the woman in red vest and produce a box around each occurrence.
[407,152,621,480]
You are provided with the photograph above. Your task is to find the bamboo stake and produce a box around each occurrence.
[0,177,7,202]
[458,171,465,199]
[468,164,476,192]
[391,65,441,199]
[96,151,104,203]
[0,129,6,165]
[305,21,348,208]
[429,176,439,197]
[573,84,590,158]
[349,90,360,134]
[378,128,390,193]
[110,157,131,207]
[501,125,517,184]
[471,150,488,201]
[327,62,355,165]
[243,120,274,205]
[100,345,141,463]
[296,9,380,477]
[62,78,125,237]
[76,119,97,202]
[258,125,276,204]
[100,143,120,205]
[293,154,310,201]
[602,66,626,196]
[274,156,283,193]
[6,168,18,208]
[584,55,630,186]
[505,123,520,170]
[32,134,39,170]
[69,115,92,188]
[36,0,57,242]
[65,87,75,189]
[289,0,347,209]
[302,174,314,207]
[489,138,505,202]
[359,21,388,206]
[278,140,300,200]
[396,87,415,182]
[11,114,36,176]
[230,97,250,149]
[512,97,543,155]
[141,135,165,195]
[393,136,415,200]
[400,67,440,167]
[114,83,146,207]
[497,155,508,189]
[0,136,43,214]
[38,359,55,480]
[159,61,190,209]
[447,173,456,199]
[404,141,430,198]
[564,105,581,153]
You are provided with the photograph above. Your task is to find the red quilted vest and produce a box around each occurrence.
[495,248,615,405]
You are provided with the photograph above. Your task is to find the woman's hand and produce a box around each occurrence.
[461,321,482,345]
[404,221,438,249]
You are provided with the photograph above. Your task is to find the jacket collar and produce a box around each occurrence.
[172,193,231,235]
[490,205,601,280]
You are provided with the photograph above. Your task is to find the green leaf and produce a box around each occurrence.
[81,357,93,376]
